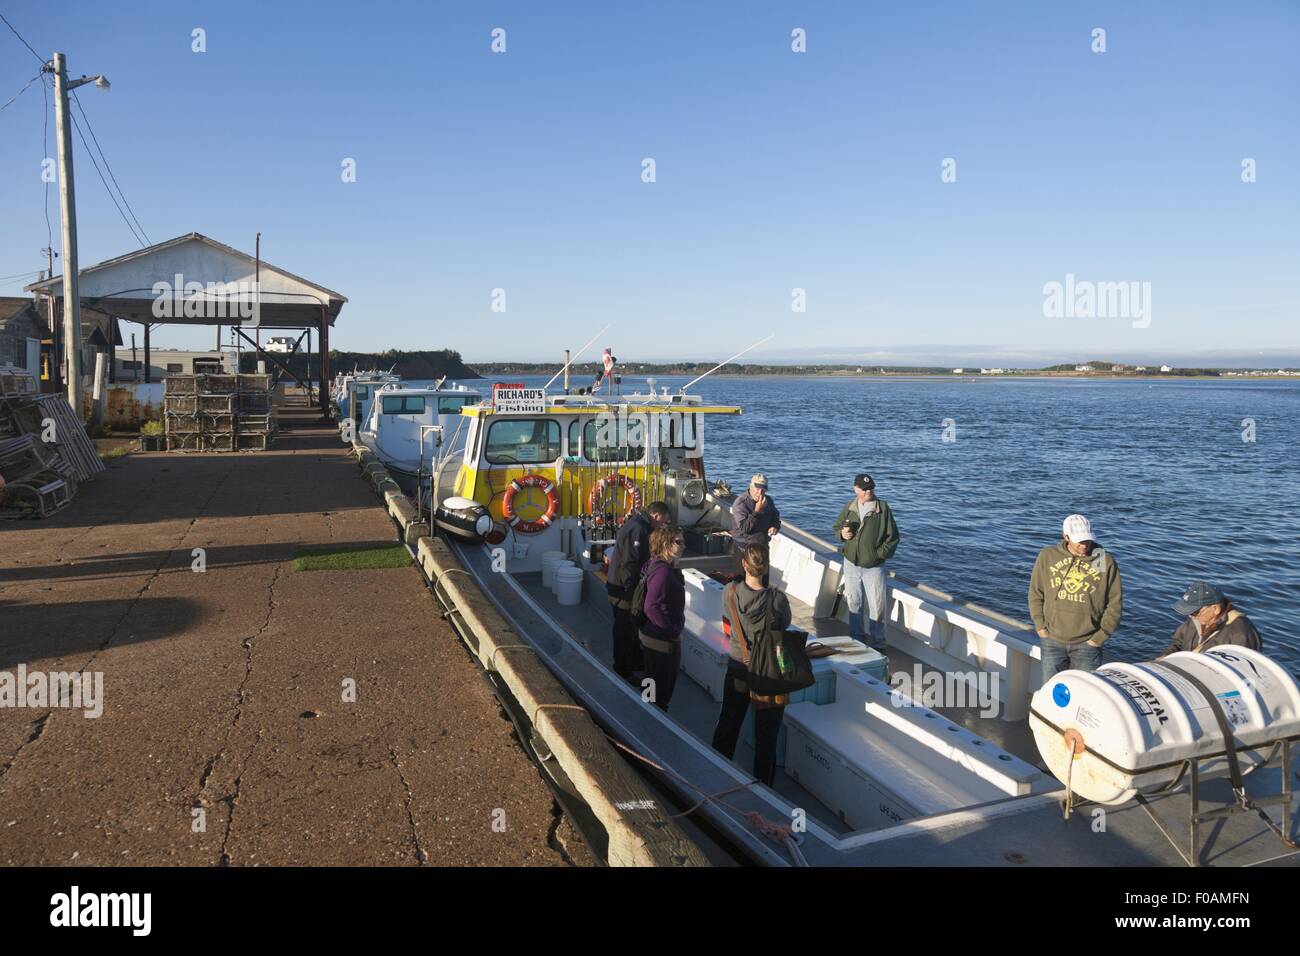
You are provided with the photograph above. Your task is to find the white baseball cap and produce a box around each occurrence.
[1062,514,1095,542]
[750,473,768,488]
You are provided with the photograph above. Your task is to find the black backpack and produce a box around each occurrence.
[728,586,815,700]
[629,571,650,626]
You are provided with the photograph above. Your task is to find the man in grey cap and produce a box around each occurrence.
[730,473,781,581]
[1159,582,1261,656]
[833,473,900,646]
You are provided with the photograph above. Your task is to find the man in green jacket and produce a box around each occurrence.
[832,473,900,646]
[1028,513,1123,676]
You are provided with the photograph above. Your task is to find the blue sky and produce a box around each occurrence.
[1,1,1296,363]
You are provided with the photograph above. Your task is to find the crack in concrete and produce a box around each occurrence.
[196,560,281,862]
[0,713,51,782]
[217,730,262,867]
[387,741,428,864]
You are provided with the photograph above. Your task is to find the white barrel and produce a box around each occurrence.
[539,551,566,588]
[555,567,584,606]
[1030,647,1300,805]
[550,560,575,596]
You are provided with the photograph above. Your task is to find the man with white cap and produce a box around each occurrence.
[1028,513,1123,675]
[730,473,781,580]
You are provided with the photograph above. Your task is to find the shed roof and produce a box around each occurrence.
[26,232,347,329]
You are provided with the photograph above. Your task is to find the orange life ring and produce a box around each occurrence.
[587,472,643,524]
[502,474,558,533]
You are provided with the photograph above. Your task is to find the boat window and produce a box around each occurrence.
[355,385,370,399]
[582,417,644,463]
[382,395,426,415]
[486,419,561,464]
[438,394,481,414]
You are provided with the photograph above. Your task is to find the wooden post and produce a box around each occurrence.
[318,310,330,419]
[143,322,152,384]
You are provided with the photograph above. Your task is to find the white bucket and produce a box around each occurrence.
[540,551,566,588]
[551,560,575,596]
[555,567,584,606]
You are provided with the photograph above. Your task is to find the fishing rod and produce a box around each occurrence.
[680,333,775,393]
[544,323,612,390]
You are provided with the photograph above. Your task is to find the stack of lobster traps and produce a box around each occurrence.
[164,373,276,452]
[0,365,104,518]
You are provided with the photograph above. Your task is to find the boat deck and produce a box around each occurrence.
[515,570,855,836]
[456,539,1300,867]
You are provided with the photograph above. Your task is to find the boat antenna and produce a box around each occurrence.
[544,322,611,389]
[680,333,774,393]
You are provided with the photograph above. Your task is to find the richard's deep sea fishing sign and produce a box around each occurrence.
[492,383,546,413]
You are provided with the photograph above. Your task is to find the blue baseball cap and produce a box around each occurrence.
[1173,581,1225,617]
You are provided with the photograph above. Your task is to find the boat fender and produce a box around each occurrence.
[434,496,493,542]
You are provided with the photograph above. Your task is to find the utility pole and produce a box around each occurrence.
[46,52,109,419]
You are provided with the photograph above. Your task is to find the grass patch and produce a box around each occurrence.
[100,445,133,461]
[292,543,412,572]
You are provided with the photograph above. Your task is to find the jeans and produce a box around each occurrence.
[1040,637,1102,677]
[711,662,785,787]
[609,601,644,676]
[842,561,887,643]
[641,639,681,711]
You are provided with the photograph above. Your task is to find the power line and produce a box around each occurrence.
[0,11,44,64]
[0,269,42,281]
[70,109,148,248]
[71,90,151,246]
[0,68,42,112]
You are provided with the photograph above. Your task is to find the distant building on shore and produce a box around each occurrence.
[115,348,233,380]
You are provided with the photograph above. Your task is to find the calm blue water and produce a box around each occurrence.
[459,374,1300,674]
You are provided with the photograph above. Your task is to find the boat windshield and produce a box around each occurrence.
[382,395,426,415]
[485,418,561,464]
[438,395,480,414]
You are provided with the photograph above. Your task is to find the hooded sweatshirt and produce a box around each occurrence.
[1160,605,1261,656]
[1028,541,1123,645]
[722,580,792,663]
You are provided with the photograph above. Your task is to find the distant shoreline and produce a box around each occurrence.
[465,365,1300,382]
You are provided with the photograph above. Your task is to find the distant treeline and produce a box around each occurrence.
[468,362,949,378]
[240,348,480,380]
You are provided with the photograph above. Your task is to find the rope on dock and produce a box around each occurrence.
[605,736,797,849]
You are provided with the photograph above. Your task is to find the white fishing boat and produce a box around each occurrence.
[333,369,401,432]
[357,381,482,491]
[407,374,1299,867]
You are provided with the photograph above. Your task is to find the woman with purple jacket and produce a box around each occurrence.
[638,525,686,711]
